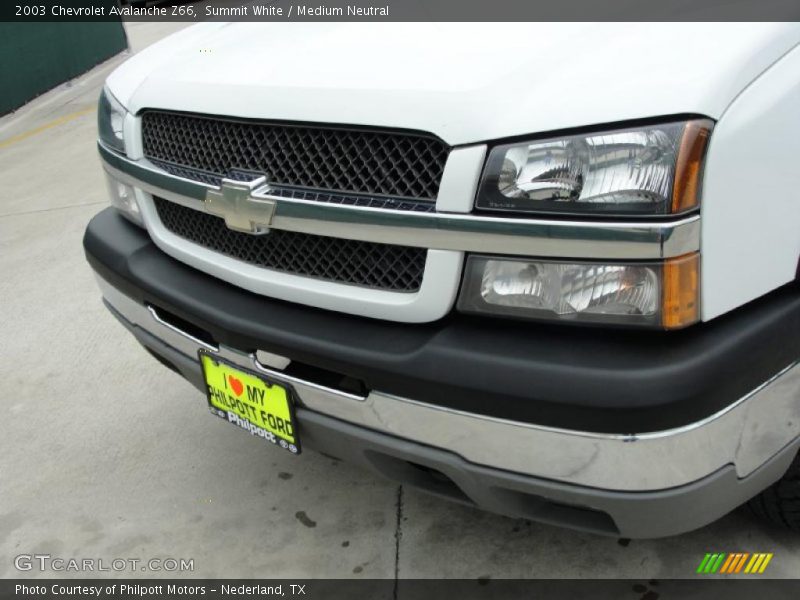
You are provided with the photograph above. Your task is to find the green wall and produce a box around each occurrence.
[0,22,127,115]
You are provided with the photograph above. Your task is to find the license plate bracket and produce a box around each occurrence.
[198,350,300,455]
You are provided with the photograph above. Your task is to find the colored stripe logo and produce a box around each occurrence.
[696,553,773,574]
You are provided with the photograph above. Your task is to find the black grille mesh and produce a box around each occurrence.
[142,111,449,200]
[154,197,426,292]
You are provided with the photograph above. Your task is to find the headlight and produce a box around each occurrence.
[476,119,712,216]
[97,87,127,154]
[457,254,699,329]
[105,173,143,227]
[98,87,141,226]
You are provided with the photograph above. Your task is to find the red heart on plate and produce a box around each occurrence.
[228,375,244,397]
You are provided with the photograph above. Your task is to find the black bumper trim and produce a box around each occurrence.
[84,208,800,433]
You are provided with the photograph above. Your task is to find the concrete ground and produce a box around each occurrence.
[1,23,799,584]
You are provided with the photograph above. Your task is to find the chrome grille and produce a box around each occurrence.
[153,197,427,292]
[141,111,450,201]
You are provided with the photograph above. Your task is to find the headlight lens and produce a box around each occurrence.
[476,119,712,216]
[458,254,699,329]
[97,87,127,154]
[105,173,143,227]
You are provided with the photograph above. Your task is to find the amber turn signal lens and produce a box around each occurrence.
[672,120,713,214]
[662,253,700,329]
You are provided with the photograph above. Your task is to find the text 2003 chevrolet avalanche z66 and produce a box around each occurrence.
[84,23,800,537]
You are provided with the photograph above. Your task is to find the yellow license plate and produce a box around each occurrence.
[199,351,300,454]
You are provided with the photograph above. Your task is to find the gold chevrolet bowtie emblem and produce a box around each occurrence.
[204,176,276,234]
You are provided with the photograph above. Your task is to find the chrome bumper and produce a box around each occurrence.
[97,274,800,493]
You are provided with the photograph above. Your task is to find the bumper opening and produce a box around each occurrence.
[284,361,370,399]
[149,303,218,349]
[362,447,619,535]
[151,301,371,398]
[491,488,619,536]
[366,451,474,505]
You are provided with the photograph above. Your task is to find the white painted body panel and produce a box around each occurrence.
[700,44,800,320]
[109,23,800,145]
[106,22,800,322]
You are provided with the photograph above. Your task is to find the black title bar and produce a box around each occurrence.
[5,579,800,600]
[4,0,800,22]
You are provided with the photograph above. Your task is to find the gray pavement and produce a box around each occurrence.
[1,23,799,582]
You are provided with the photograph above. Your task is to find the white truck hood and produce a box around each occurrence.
[109,22,800,145]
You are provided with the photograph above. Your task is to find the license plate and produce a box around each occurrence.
[199,351,300,454]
